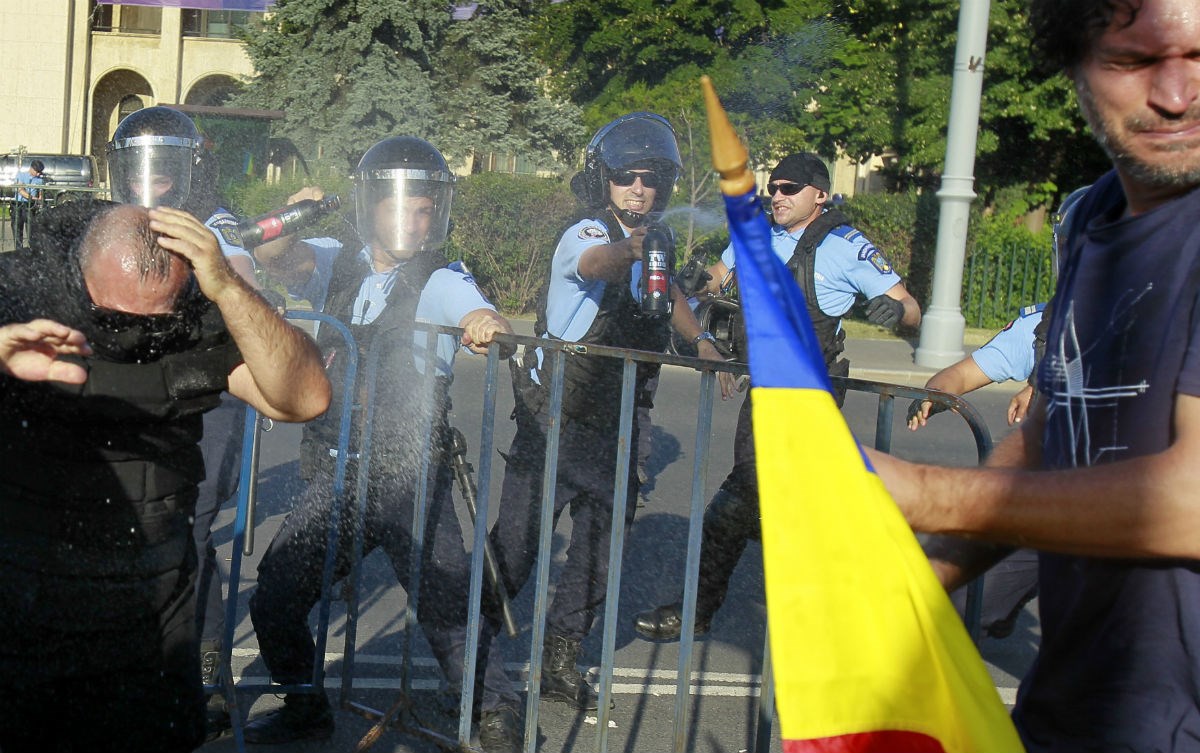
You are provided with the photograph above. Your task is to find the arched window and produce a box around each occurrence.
[117,95,144,124]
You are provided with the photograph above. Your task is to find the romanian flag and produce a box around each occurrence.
[701,77,1023,753]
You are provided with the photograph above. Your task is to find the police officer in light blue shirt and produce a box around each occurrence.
[11,159,45,249]
[488,113,735,713]
[634,152,921,643]
[906,304,1045,640]
[243,136,527,752]
[907,303,1045,431]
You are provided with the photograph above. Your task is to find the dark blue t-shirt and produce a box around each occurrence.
[1020,171,1200,752]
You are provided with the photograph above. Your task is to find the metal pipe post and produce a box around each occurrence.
[915,0,992,368]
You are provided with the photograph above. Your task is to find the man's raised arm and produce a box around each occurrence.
[150,207,331,422]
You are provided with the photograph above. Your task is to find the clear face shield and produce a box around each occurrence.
[354,169,453,257]
[106,136,196,208]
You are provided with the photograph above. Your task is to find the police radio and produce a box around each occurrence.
[236,195,341,248]
[639,223,675,317]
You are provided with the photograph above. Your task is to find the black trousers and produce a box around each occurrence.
[0,494,205,753]
[194,394,247,648]
[489,381,639,643]
[249,462,518,712]
[11,202,36,248]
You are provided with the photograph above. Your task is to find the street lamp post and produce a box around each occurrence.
[915,0,992,368]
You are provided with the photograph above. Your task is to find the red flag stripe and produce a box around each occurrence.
[784,730,947,753]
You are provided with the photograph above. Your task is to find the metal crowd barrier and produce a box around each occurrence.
[219,315,994,753]
[1,187,113,251]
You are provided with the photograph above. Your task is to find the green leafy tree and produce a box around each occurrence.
[530,1,845,257]
[236,0,583,172]
[813,0,1109,200]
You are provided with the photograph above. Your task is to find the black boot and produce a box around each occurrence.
[478,704,523,753]
[200,644,232,741]
[244,693,335,745]
[632,601,713,641]
[540,634,599,710]
[633,487,754,641]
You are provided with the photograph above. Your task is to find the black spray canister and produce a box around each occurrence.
[236,195,341,248]
[640,223,675,317]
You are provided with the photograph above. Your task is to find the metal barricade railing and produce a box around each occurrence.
[223,310,359,751]
[220,320,994,753]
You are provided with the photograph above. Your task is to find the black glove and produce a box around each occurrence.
[676,258,712,298]
[906,397,948,424]
[865,294,905,330]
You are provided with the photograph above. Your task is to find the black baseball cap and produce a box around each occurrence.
[769,152,831,193]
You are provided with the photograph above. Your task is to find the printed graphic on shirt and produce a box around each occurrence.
[1043,293,1150,467]
[578,225,607,240]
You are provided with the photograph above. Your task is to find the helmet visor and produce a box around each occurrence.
[355,168,453,254]
[107,136,195,208]
[596,116,682,174]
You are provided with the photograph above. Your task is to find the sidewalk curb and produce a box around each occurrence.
[848,367,935,386]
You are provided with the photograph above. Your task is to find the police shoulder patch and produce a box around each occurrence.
[219,225,245,247]
[578,225,607,240]
[860,245,893,274]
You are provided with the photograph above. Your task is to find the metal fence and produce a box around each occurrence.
[962,240,1055,329]
[216,314,996,753]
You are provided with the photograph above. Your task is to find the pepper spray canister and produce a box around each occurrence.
[640,223,675,317]
[236,195,341,248]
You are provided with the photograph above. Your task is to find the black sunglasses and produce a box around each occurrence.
[609,170,666,189]
[766,182,805,197]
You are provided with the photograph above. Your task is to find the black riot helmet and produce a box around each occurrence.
[106,106,202,209]
[353,136,454,257]
[571,112,682,226]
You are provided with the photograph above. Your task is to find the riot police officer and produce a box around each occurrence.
[106,105,202,210]
[244,136,526,752]
[487,112,734,711]
[633,152,921,641]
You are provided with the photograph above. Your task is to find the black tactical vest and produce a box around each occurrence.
[783,207,852,369]
[300,245,450,480]
[532,210,671,427]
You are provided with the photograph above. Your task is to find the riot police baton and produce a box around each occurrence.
[448,427,518,638]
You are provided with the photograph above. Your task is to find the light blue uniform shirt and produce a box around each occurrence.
[14,170,44,203]
[544,217,646,341]
[720,218,901,316]
[971,304,1044,383]
[290,239,494,377]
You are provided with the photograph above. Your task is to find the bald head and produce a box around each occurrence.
[79,204,191,314]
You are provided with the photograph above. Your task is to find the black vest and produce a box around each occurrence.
[533,210,671,427]
[300,246,451,479]
[783,207,852,368]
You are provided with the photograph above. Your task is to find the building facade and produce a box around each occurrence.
[0,0,260,180]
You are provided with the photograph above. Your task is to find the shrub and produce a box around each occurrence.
[447,172,579,314]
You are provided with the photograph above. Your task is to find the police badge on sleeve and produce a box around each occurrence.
[859,244,893,274]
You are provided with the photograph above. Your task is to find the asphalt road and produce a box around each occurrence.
[199,349,1037,753]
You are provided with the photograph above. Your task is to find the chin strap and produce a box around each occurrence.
[612,204,647,228]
